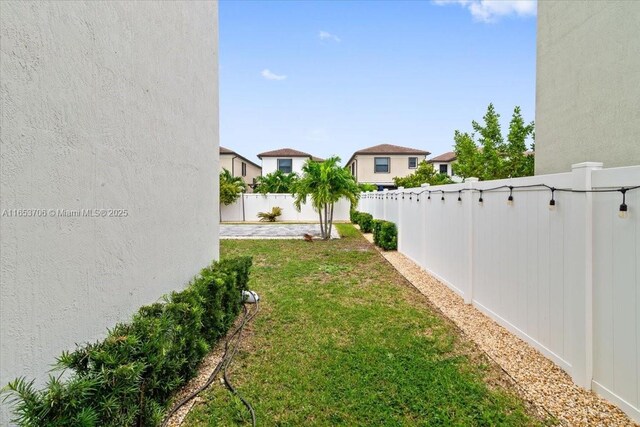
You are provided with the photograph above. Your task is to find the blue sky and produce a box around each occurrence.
[219,0,537,165]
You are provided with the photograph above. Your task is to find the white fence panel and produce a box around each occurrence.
[592,166,640,418]
[358,163,640,422]
[221,194,350,222]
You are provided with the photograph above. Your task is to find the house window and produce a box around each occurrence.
[241,162,247,177]
[277,158,292,173]
[350,162,356,176]
[439,164,448,174]
[408,157,418,169]
[374,157,390,173]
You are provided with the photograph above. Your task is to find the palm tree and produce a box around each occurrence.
[220,168,246,205]
[254,170,298,194]
[293,157,360,240]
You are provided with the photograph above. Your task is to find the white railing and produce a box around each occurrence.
[221,193,351,222]
[358,162,640,423]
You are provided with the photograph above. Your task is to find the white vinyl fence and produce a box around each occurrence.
[359,162,640,422]
[221,193,350,222]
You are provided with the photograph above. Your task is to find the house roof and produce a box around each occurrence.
[219,146,261,169]
[346,144,430,165]
[427,151,457,163]
[257,148,313,159]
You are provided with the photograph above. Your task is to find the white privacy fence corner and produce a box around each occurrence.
[358,162,640,423]
[221,193,351,222]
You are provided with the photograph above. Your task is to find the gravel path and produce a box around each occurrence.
[361,232,638,427]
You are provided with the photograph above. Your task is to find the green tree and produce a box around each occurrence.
[358,183,378,192]
[254,170,299,194]
[452,104,535,180]
[393,161,453,188]
[504,106,535,177]
[452,130,481,179]
[219,168,245,205]
[294,157,360,240]
[472,103,504,180]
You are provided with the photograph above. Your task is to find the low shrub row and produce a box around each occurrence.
[351,210,374,233]
[2,256,253,427]
[373,220,398,250]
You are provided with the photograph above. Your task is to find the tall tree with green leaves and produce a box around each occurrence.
[452,104,535,180]
[472,103,505,180]
[219,168,246,205]
[393,161,453,188]
[294,157,360,240]
[452,130,481,179]
[254,170,299,194]
[504,106,535,177]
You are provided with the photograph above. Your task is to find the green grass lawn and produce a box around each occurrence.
[184,224,547,426]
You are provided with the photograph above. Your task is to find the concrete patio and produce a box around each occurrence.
[220,223,340,239]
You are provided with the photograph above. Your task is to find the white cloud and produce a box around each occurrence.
[261,69,287,81]
[319,30,341,43]
[433,0,536,23]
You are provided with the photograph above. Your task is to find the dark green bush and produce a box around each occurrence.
[349,209,361,224]
[373,220,398,250]
[357,212,374,233]
[2,256,252,427]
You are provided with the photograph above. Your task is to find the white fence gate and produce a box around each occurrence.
[359,162,640,422]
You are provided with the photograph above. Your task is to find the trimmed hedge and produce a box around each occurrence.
[349,208,361,224]
[372,220,398,251]
[2,256,252,427]
[356,212,374,233]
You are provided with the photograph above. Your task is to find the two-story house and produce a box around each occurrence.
[346,144,430,189]
[220,146,262,192]
[427,151,457,177]
[258,148,323,175]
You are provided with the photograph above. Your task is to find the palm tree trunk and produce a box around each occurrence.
[324,204,329,239]
[318,207,324,238]
[327,203,334,239]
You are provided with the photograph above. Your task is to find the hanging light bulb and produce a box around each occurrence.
[619,188,628,219]
[549,188,556,211]
[441,193,445,201]
[507,186,514,206]
[428,191,431,200]
[478,190,483,204]
[457,190,462,203]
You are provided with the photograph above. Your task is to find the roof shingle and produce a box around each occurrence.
[428,151,457,163]
[257,148,313,159]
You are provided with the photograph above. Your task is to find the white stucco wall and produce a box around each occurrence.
[261,157,309,175]
[0,2,219,424]
[535,1,640,174]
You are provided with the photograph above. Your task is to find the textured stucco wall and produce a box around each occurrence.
[0,2,219,424]
[535,1,640,174]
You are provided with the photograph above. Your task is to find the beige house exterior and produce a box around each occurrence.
[220,147,261,192]
[427,151,457,177]
[535,1,640,174]
[258,148,323,176]
[346,144,429,189]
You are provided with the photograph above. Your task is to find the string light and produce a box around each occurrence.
[362,183,637,217]
[619,188,628,219]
